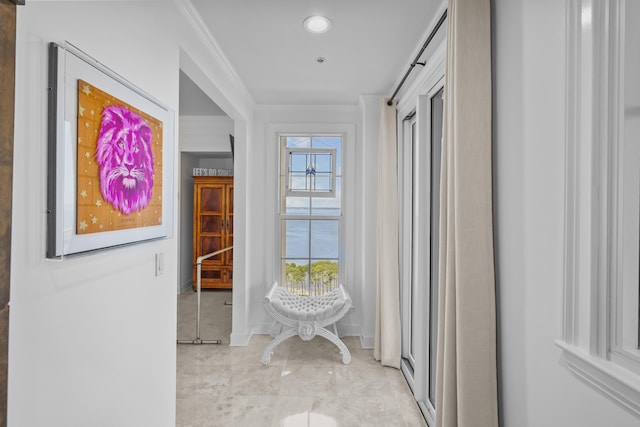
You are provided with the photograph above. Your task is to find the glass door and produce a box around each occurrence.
[400,84,444,425]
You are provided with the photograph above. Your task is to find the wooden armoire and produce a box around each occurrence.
[192,176,233,290]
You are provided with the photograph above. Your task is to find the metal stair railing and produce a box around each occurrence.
[177,245,233,345]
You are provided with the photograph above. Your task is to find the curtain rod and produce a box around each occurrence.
[387,9,448,106]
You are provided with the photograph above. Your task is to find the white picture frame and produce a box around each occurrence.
[46,42,175,258]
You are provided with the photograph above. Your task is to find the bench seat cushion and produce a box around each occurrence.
[269,286,346,322]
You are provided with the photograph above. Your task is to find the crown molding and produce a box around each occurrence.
[173,0,254,106]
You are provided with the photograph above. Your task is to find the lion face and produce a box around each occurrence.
[96,105,154,216]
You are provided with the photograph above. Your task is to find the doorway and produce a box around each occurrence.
[176,70,234,344]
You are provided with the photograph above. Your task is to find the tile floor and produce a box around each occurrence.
[176,290,427,427]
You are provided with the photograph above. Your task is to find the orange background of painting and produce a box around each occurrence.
[76,80,163,235]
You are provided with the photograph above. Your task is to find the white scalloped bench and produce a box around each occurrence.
[261,282,352,365]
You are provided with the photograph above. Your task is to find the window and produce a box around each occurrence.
[559,0,640,417]
[617,0,640,372]
[279,135,342,296]
[428,87,443,406]
[286,147,336,197]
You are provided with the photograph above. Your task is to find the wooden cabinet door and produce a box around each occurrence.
[193,177,233,289]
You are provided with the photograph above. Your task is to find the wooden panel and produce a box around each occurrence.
[200,236,222,262]
[200,215,222,234]
[201,186,223,213]
[0,2,17,424]
[226,245,233,265]
[226,184,234,214]
[224,184,233,267]
[201,269,222,280]
[0,1,16,306]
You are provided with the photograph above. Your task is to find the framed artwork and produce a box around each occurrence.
[47,42,175,258]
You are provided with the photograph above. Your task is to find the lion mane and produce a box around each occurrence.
[96,105,154,216]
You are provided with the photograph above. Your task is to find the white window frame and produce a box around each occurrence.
[276,131,347,294]
[285,146,337,198]
[558,0,640,417]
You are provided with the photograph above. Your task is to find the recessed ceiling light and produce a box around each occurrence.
[303,16,332,34]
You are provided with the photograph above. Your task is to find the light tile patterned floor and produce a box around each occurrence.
[176,290,427,427]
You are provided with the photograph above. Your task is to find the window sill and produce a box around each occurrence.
[556,340,640,418]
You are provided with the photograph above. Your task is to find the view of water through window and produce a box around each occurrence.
[280,135,342,296]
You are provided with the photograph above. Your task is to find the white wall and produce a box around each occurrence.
[12,3,178,425]
[179,153,197,293]
[357,96,382,348]
[179,115,234,154]
[493,0,639,425]
[10,1,253,425]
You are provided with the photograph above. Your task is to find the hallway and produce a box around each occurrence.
[176,291,426,426]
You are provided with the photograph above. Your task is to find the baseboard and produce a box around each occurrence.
[336,322,361,338]
[360,334,374,349]
[179,280,192,294]
[229,331,252,347]
[250,321,363,339]
[252,322,274,336]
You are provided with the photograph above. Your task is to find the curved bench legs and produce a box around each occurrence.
[261,323,352,366]
[261,327,297,365]
[316,327,352,364]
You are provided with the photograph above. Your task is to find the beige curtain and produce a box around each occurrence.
[373,98,401,368]
[435,1,498,426]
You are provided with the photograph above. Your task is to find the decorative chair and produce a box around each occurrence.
[261,281,352,365]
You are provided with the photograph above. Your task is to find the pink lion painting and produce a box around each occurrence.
[96,105,155,216]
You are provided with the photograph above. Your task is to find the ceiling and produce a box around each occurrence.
[186,0,445,107]
[179,70,226,115]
